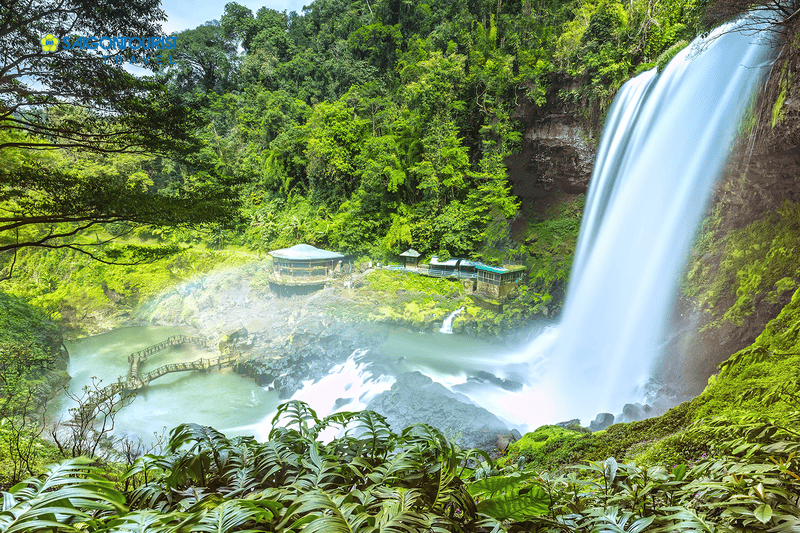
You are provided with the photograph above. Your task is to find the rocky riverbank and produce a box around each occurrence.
[366,371,513,452]
[130,264,517,450]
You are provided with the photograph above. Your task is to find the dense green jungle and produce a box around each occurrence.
[2,0,800,530]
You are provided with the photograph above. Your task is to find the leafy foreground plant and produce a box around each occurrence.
[0,457,126,532]
[2,401,493,532]
[472,412,800,532]
[3,401,800,532]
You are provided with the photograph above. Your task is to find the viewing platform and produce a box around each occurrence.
[267,243,346,296]
[384,254,526,300]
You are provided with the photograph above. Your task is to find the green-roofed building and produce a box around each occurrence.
[476,264,526,298]
[268,244,345,295]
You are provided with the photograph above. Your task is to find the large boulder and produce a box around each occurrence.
[367,371,509,452]
[589,412,615,432]
[619,403,652,423]
[555,418,581,429]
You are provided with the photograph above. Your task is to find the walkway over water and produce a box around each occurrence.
[126,335,212,385]
[76,335,243,419]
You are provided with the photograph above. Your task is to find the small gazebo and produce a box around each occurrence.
[268,244,344,294]
[399,248,421,268]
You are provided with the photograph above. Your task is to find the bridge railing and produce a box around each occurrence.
[126,335,214,378]
[127,335,210,362]
[93,337,244,400]
[135,353,243,387]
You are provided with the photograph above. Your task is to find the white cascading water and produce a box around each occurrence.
[516,14,779,423]
[440,307,465,334]
[287,349,395,416]
[243,15,780,438]
[104,16,780,444]
[252,349,396,441]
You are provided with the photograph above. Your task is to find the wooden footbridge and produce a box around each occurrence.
[76,335,244,419]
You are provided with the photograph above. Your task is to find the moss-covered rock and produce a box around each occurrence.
[506,401,696,471]
[688,285,800,423]
[326,270,469,330]
[685,201,800,331]
[503,424,587,466]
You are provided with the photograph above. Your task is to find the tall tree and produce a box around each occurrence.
[0,0,241,279]
[0,0,195,154]
[170,21,240,94]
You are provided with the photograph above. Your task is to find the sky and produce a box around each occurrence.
[160,0,308,33]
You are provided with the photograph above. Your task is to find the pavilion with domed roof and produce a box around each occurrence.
[267,243,345,295]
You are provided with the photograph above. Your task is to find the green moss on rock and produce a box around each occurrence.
[507,402,695,472]
[684,201,800,330]
[690,285,800,422]
[504,425,588,467]
[327,270,469,329]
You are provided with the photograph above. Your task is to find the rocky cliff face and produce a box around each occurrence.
[505,75,597,223]
[663,25,800,395]
[713,36,800,232]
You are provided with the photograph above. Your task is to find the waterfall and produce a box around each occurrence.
[440,307,464,334]
[523,15,779,422]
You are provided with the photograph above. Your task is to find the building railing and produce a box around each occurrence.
[269,273,333,285]
[425,268,477,280]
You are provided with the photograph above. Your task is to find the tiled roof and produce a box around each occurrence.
[269,244,344,260]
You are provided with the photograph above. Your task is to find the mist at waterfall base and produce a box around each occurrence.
[60,326,524,441]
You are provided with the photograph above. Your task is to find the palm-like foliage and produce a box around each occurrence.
[118,401,488,532]
[0,457,126,532]
[7,401,800,533]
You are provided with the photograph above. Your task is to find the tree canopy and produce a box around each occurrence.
[0,0,713,303]
[0,0,242,279]
[0,0,198,154]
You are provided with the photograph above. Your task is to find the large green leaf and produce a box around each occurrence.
[652,506,718,532]
[102,509,197,533]
[375,511,431,533]
[270,400,321,441]
[0,458,127,533]
[468,471,540,497]
[295,489,363,533]
[604,457,619,486]
[348,410,396,460]
[754,503,773,524]
[191,499,264,533]
[476,483,550,521]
